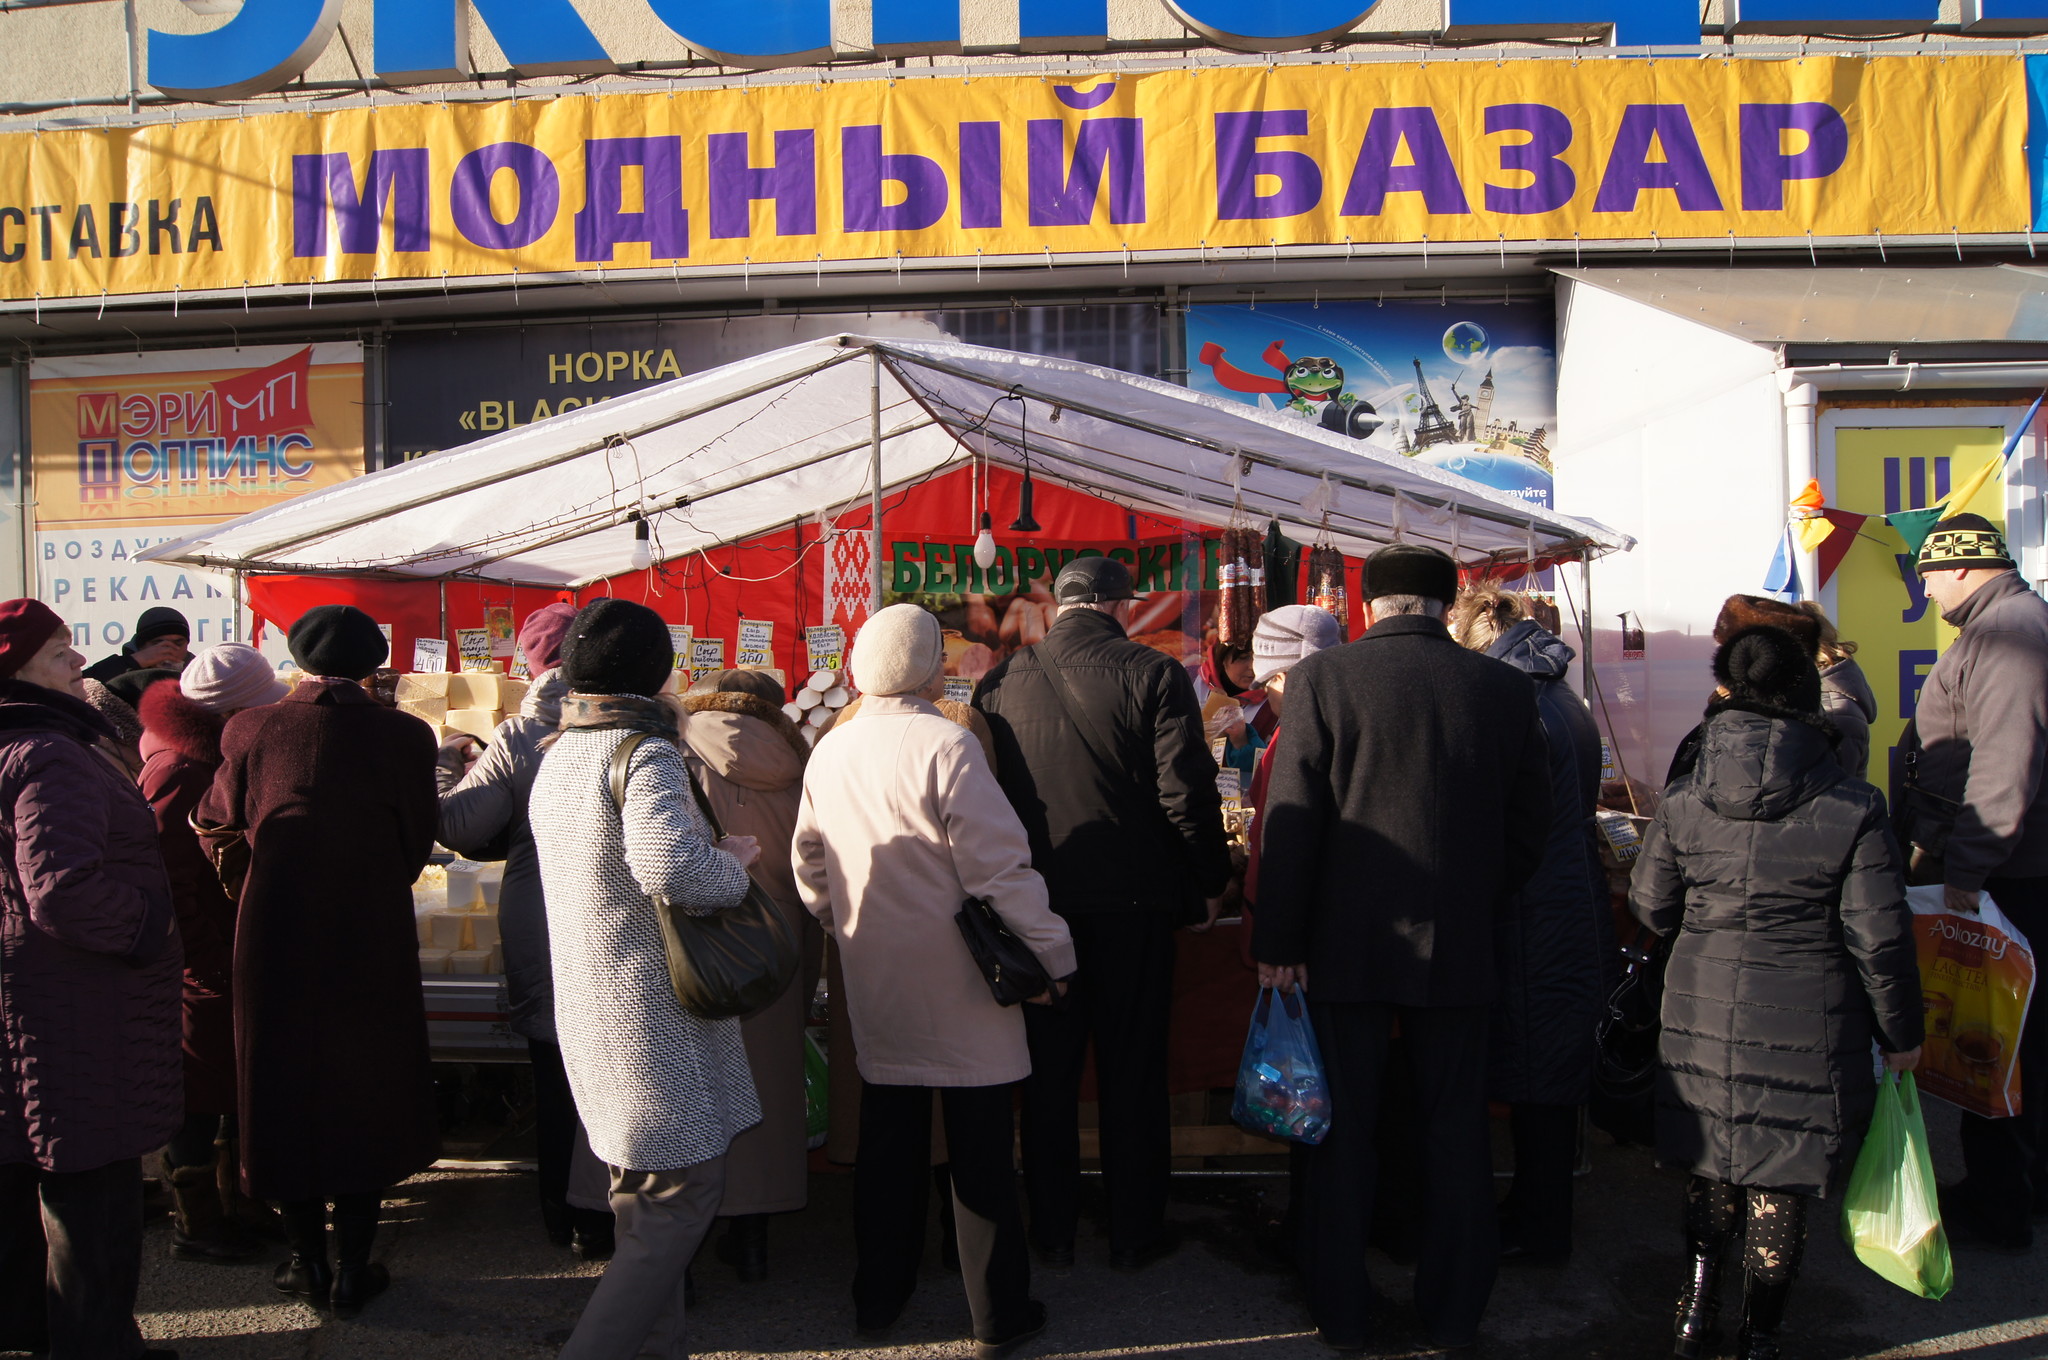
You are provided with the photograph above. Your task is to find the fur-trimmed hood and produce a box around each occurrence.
[137,680,226,767]
[680,689,808,791]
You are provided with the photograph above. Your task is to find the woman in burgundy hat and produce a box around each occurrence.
[0,599,184,1360]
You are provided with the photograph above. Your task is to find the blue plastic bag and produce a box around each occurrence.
[1231,986,1331,1145]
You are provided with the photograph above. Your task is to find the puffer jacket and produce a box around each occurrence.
[1820,656,1876,783]
[974,607,1230,919]
[0,678,183,1172]
[1485,621,1612,1106]
[437,669,568,1042]
[1631,703,1922,1196]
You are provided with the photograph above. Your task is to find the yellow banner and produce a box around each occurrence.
[0,55,2025,302]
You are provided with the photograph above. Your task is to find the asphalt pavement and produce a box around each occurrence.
[55,1099,2048,1359]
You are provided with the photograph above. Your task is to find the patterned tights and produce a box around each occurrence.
[1685,1176,1807,1284]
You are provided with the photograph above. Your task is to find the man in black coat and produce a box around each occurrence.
[975,555,1231,1269]
[1253,544,1551,1352]
[82,607,190,684]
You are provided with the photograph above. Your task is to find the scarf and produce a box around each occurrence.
[559,692,681,740]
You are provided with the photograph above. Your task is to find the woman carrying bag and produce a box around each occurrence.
[794,604,1075,1360]
[1631,625,1922,1360]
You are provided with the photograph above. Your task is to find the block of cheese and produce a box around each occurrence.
[448,949,493,975]
[419,948,453,976]
[469,916,502,951]
[397,673,452,704]
[448,672,526,711]
[428,912,470,950]
[444,862,484,910]
[399,696,448,723]
[443,709,502,741]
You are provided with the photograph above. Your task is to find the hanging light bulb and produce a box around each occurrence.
[1007,395,1042,533]
[629,515,653,572]
[973,512,999,569]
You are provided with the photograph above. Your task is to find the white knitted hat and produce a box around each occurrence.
[181,643,289,713]
[1252,605,1343,686]
[850,604,945,697]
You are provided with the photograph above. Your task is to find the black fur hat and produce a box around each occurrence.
[560,599,673,697]
[1362,543,1457,606]
[1712,624,1822,717]
[288,605,388,681]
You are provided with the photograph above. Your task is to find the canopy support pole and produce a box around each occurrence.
[869,349,883,615]
[438,581,449,647]
[231,570,243,644]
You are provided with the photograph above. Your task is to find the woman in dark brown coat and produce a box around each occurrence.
[197,606,440,1316]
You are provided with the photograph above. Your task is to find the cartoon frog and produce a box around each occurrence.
[1198,340,1382,440]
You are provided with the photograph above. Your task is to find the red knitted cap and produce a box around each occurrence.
[0,600,67,680]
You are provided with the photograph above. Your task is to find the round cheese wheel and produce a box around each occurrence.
[807,670,836,692]
[796,688,823,710]
[806,705,833,729]
[822,686,850,709]
[781,702,804,724]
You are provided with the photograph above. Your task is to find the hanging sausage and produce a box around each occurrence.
[1307,544,1349,627]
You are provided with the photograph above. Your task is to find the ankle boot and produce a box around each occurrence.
[274,1201,332,1303]
[170,1165,259,1263]
[329,1197,389,1317]
[1735,1270,1793,1360]
[716,1214,769,1281]
[1672,1239,1723,1358]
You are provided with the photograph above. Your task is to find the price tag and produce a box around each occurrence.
[1217,768,1243,804]
[668,625,694,674]
[412,638,449,674]
[455,628,494,672]
[737,618,774,669]
[691,637,725,674]
[484,606,516,657]
[376,624,394,664]
[508,640,530,680]
[805,625,846,672]
[942,676,974,704]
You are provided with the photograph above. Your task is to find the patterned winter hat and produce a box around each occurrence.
[1916,513,2014,575]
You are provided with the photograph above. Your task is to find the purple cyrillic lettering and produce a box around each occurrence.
[450,143,561,251]
[1339,108,1470,216]
[1739,103,1849,211]
[959,122,1003,230]
[574,137,690,262]
[1215,110,1323,220]
[709,130,818,239]
[842,126,949,233]
[1028,117,1144,227]
[1593,105,1723,213]
[292,149,430,257]
[1484,104,1575,215]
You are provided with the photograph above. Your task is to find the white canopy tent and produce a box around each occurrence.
[141,335,1632,589]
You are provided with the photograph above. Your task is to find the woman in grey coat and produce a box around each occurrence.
[436,603,616,1257]
[1632,626,1922,1360]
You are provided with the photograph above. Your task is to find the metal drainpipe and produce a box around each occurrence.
[1782,380,1820,599]
[123,0,138,116]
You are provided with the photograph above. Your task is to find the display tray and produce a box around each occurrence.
[423,974,523,1061]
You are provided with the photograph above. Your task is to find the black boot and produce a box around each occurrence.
[329,1195,389,1318]
[274,1200,332,1303]
[571,1207,615,1262]
[1735,1270,1792,1360]
[1672,1239,1723,1359]
[169,1165,259,1264]
[716,1214,768,1281]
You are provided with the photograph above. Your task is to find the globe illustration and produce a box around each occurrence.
[1411,447,1552,508]
[1443,321,1489,364]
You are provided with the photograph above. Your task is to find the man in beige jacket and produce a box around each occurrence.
[794,604,1075,1360]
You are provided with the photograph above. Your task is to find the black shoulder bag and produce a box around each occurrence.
[609,734,800,1020]
[955,896,1054,1005]
[1892,718,1961,886]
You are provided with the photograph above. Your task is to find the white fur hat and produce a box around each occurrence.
[850,604,945,697]
[1252,605,1343,686]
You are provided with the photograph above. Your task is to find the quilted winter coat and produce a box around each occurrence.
[1484,621,1613,1106]
[0,678,183,1173]
[1630,703,1923,1196]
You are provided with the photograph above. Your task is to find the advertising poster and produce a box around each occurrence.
[381,306,1158,464]
[1188,302,1558,508]
[29,343,365,652]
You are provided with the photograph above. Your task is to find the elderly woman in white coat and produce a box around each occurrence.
[794,604,1076,1360]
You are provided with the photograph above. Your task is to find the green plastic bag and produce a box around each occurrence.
[1841,1072,1953,1300]
[803,1032,829,1147]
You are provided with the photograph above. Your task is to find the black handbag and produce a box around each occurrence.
[1588,925,1670,1147]
[609,733,801,1021]
[1892,719,1960,886]
[955,895,1053,1006]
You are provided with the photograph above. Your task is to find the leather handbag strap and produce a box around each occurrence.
[608,732,652,813]
[1035,646,1125,784]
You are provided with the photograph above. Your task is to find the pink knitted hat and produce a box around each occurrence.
[181,643,289,713]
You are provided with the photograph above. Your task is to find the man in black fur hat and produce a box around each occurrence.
[1252,543,1551,1352]
[1910,512,2048,1252]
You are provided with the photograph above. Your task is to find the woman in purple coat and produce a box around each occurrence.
[0,599,184,1360]
[198,606,440,1317]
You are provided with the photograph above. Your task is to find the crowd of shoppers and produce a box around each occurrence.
[0,511,2027,1359]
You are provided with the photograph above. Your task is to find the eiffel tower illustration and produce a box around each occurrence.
[1409,358,1458,450]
